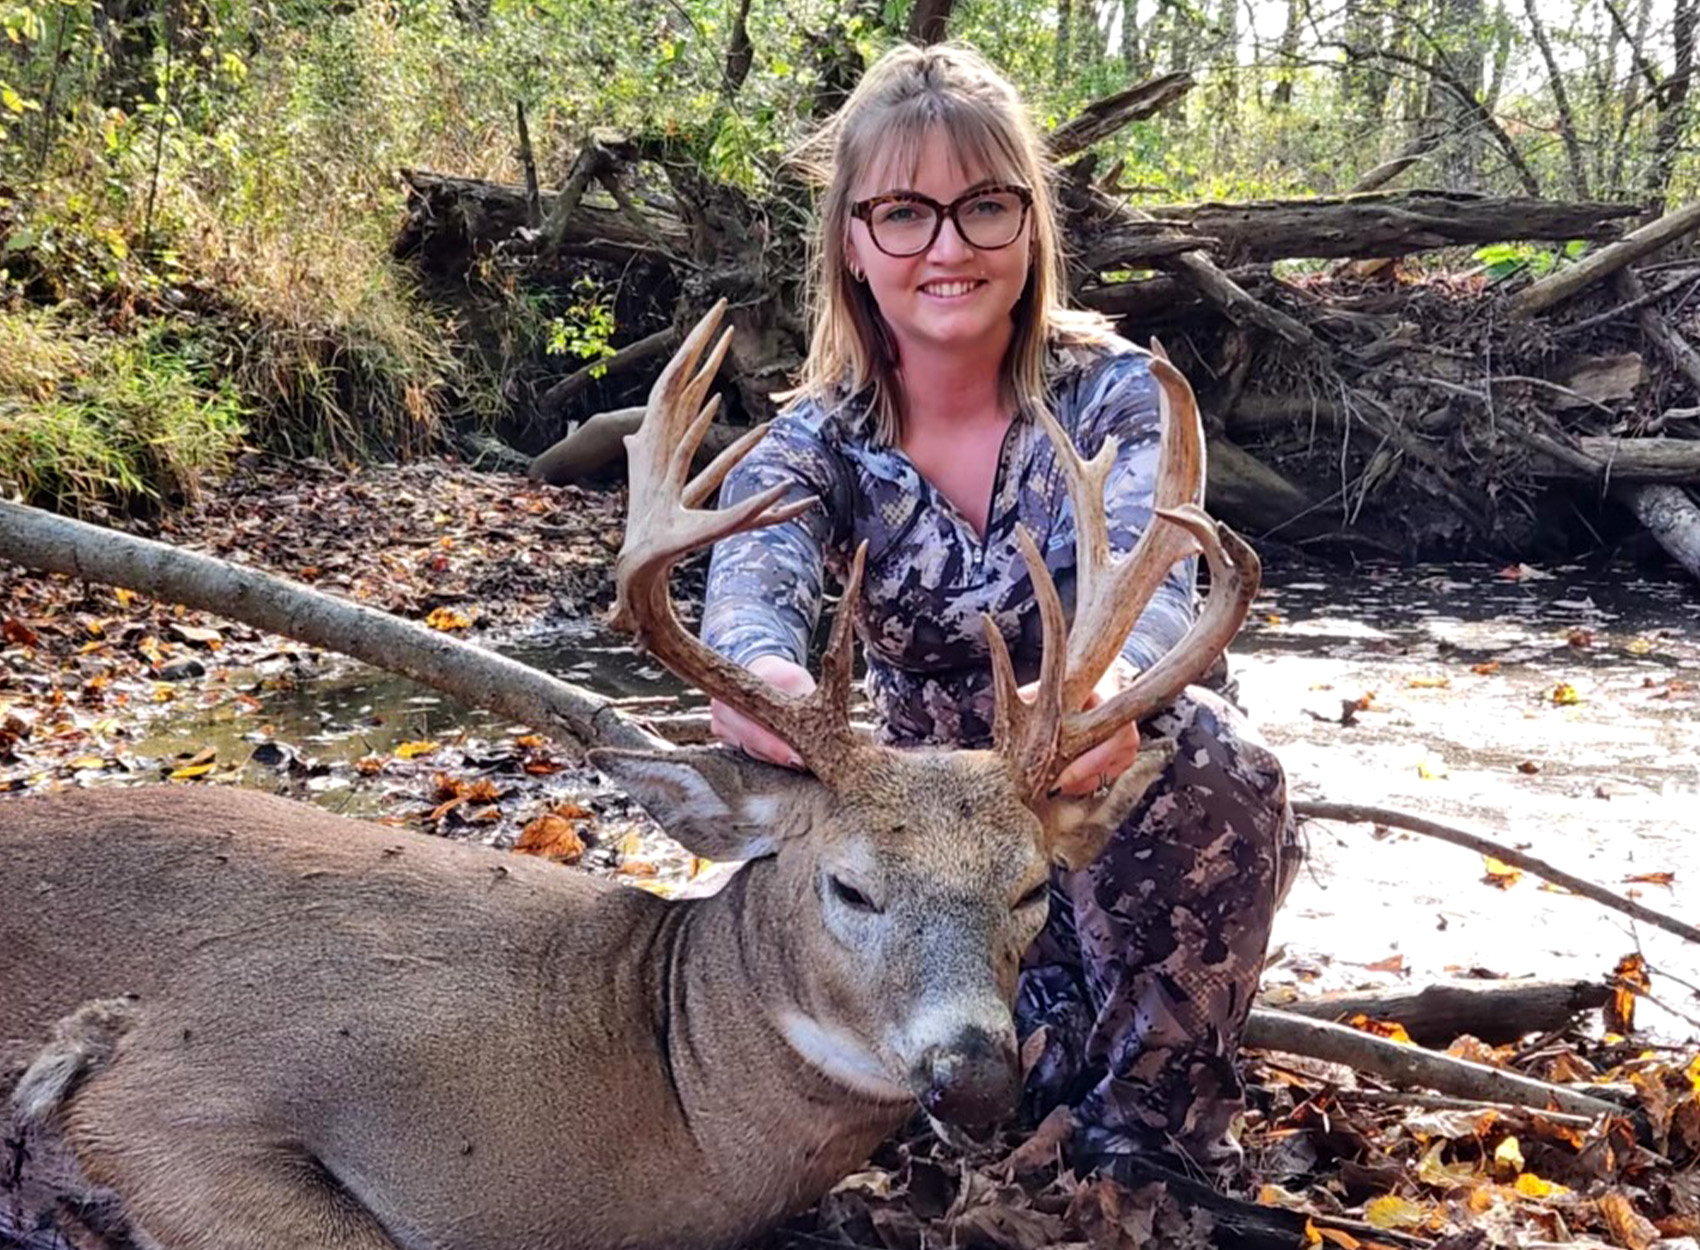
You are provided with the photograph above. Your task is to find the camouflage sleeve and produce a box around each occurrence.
[701,413,849,670]
[1078,352,1199,675]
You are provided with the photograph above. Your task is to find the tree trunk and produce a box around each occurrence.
[1617,483,1700,582]
[1055,0,1073,82]
[1428,0,1486,189]
[1648,0,1698,208]
[1525,0,1591,198]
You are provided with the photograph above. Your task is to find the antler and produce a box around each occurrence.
[608,301,868,784]
[984,351,1261,802]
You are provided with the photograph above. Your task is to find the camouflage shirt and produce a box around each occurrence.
[702,337,1197,749]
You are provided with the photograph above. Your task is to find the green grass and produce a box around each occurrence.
[0,310,248,513]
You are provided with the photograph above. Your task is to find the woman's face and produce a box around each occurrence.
[846,127,1032,367]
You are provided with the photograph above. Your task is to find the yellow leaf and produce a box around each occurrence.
[169,762,215,779]
[1493,1135,1524,1174]
[1687,1053,1700,1097]
[1364,1196,1429,1230]
[424,606,473,632]
[1407,676,1450,689]
[1626,638,1654,655]
[395,740,440,759]
[1551,682,1582,705]
[67,755,107,770]
[1482,856,1522,889]
[1416,758,1449,780]
[1514,1172,1570,1198]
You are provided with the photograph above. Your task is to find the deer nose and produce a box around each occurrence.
[912,1026,1021,1129]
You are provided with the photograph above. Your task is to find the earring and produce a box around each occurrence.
[849,265,864,281]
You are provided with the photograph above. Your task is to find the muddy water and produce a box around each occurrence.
[138,564,1700,1040]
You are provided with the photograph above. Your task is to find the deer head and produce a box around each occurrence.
[589,303,1258,1130]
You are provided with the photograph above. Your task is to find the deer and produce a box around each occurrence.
[0,303,1260,1250]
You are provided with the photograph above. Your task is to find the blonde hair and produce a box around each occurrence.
[786,42,1111,445]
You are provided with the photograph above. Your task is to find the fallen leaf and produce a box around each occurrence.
[169,762,216,780]
[1514,1172,1571,1198]
[1622,871,1674,886]
[1607,953,1650,1034]
[424,606,473,632]
[514,815,587,865]
[1626,637,1654,655]
[1493,1135,1524,1174]
[1347,1012,1412,1043]
[1471,661,1502,676]
[619,860,658,877]
[1365,954,1406,974]
[355,755,385,776]
[395,740,440,759]
[1516,760,1541,775]
[1364,1195,1429,1230]
[2,618,40,647]
[1482,856,1522,889]
[1551,682,1582,705]
[1567,627,1596,648]
[1417,758,1449,780]
[1598,1191,1659,1250]
[1407,676,1450,689]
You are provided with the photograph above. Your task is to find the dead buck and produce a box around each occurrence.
[0,304,1259,1250]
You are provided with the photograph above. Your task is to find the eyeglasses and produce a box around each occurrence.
[850,184,1034,258]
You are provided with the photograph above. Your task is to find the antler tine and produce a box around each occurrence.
[609,300,866,784]
[1058,506,1261,762]
[998,351,1251,800]
[1035,359,1207,716]
[984,525,1069,800]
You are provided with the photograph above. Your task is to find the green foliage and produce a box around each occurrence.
[0,0,1695,510]
[546,278,619,374]
[1473,240,1591,283]
[0,310,247,512]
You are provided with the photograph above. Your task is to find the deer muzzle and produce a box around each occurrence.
[909,1023,1022,1130]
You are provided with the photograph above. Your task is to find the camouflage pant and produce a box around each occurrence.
[1015,686,1300,1178]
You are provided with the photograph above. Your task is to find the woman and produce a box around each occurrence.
[700,42,1297,1186]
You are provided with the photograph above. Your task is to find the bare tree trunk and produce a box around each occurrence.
[1429,0,1487,189]
[1208,0,1239,132]
[1480,3,1512,114]
[1274,0,1302,107]
[907,0,955,45]
[1055,0,1074,82]
[1648,0,1698,207]
[1121,0,1145,75]
[1526,0,1592,197]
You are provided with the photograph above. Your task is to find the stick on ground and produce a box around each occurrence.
[1292,801,1700,946]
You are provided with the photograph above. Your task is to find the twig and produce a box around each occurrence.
[1332,1089,1597,1129]
[1292,801,1700,947]
[1244,1010,1626,1119]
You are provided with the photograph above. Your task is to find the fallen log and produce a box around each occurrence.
[1124,192,1644,265]
[1046,71,1194,158]
[1511,198,1700,316]
[1526,435,1700,481]
[396,168,689,264]
[1266,979,1612,1046]
[538,328,680,418]
[1243,1009,1626,1119]
[0,501,666,754]
[529,405,742,487]
[1615,482,1700,583]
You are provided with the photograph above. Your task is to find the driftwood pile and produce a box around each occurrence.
[394,76,1700,578]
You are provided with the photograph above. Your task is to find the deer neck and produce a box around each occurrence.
[661,860,911,1213]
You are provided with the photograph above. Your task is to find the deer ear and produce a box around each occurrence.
[588,745,831,862]
[1035,739,1175,872]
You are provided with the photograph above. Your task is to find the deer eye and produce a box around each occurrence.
[828,875,879,913]
[1015,880,1051,911]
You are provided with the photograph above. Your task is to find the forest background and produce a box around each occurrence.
[0,0,1696,528]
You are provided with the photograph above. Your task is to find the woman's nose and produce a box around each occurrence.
[927,214,975,263]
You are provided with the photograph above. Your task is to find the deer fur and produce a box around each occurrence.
[1,741,1165,1250]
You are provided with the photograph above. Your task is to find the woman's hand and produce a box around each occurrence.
[1019,659,1142,797]
[709,654,816,769]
